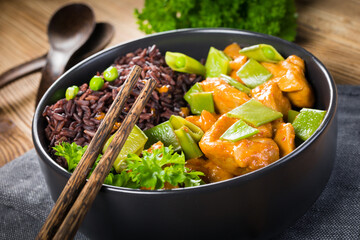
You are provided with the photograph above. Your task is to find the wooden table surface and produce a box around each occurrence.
[0,0,359,167]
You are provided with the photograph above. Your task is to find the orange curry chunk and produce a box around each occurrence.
[233,138,279,172]
[201,78,250,114]
[251,80,291,117]
[229,55,248,70]
[199,115,280,176]
[229,70,244,84]
[262,55,314,108]
[185,110,218,132]
[186,158,234,183]
[229,55,248,84]
[223,42,242,59]
[199,110,219,132]
[250,122,273,139]
[185,115,201,128]
[273,123,295,157]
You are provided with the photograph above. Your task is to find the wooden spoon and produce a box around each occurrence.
[0,22,114,89]
[35,3,95,105]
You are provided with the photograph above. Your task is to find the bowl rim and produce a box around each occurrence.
[32,27,338,195]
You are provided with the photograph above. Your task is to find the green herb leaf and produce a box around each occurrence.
[53,142,110,182]
[53,142,87,172]
[123,146,204,190]
[53,142,204,190]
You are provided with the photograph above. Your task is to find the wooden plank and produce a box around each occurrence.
[0,117,33,167]
[295,0,360,85]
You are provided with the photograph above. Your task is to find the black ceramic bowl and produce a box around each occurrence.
[32,28,337,239]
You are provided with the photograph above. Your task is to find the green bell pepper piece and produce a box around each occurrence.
[220,119,259,142]
[165,51,206,76]
[220,74,251,94]
[144,121,182,151]
[205,47,231,78]
[184,83,203,103]
[239,44,284,63]
[287,109,300,123]
[292,108,327,141]
[236,58,272,89]
[174,126,203,159]
[188,92,215,115]
[227,99,283,127]
[169,115,204,142]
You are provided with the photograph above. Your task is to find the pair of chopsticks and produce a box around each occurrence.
[36,65,157,239]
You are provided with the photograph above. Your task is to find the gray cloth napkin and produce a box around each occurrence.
[1,85,359,240]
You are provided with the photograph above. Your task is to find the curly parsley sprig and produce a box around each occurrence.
[114,146,204,190]
[53,142,204,190]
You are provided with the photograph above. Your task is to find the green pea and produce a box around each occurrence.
[175,56,186,68]
[65,85,79,100]
[89,76,104,91]
[103,66,119,82]
[262,47,275,60]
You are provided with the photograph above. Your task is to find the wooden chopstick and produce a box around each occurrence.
[53,77,157,239]
[36,65,144,239]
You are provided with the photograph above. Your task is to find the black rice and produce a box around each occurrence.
[43,45,202,168]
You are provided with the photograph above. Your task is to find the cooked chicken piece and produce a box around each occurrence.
[251,80,291,117]
[199,115,280,175]
[233,138,280,172]
[201,78,250,114]
[199,110,219,132]
[185,115,201,128]
[185,110,219,132]
[262,55,314,108]
[250,122,273,139]
[186,158,234,183]
[229,54,247,84]
[223,42,242,59]
[273,122,295,157]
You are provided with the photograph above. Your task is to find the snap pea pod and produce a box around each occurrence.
[174,126,203,159]
[205,47,232,78]
[165,51,206,76]
[292,108,326,141]
[236,58,272,89]
[220,74,251,94]
[188,92,215,115]
[227,99,283,127]
[184,83,215,114]
[287,109,300,123]
[144,121,182,151]
[239,44,284,63]
[184,83,203,103]
[169,115,204,142]
[220,119,259,142]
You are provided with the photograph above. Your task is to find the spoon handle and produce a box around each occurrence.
[36,50,71,105]
[0,55,46,88]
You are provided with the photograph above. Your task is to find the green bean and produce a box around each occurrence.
[165,51,206,76]
[205,47,231,78]
[239,44,284,63]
